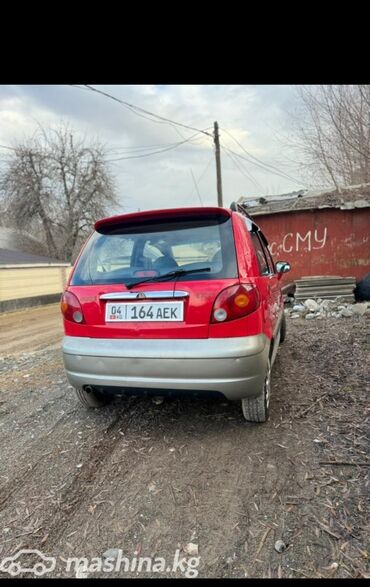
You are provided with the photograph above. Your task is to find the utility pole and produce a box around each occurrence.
[213,121,223,207]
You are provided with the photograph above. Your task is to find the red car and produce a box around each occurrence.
[61,204,290,422]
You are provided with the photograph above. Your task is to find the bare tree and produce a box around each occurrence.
[294,85,370,189]
[0,124,118,261]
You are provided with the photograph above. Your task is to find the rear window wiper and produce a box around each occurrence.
[126,267,211,289]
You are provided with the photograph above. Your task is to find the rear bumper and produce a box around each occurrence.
[62,334,270,401]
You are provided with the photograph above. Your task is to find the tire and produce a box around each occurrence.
[241,357,271,423]
[74,386,111,408]
[279,314,287,344]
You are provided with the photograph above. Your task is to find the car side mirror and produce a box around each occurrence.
[276,261,291,280]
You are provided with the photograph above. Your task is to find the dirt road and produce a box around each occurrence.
[0,304,63,355]
[0,305,369,578]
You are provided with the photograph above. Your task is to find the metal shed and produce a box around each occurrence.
[239,185,370,284]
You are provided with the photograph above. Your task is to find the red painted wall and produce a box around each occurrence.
[253,208,370,283]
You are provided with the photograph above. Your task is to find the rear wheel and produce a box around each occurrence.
[241,357,271,423]
[74,386,112,408]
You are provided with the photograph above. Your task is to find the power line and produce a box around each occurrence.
[196,156,214,185]
[77,85,213,138]
[223,147,262,191]
[0,134,211,166]
[223,137,302,186]
[222,139,302,186]
[107,140,198,153]
[221,126,301,182]
[190,169,203,206]
[220,127,305,186]
[106,128,210,154]
[189,156,213,203]
[222,142,304,187]
[73,84,193,133]
[225,149,262,190]
[105,131,207,162]
[1,136,208,160]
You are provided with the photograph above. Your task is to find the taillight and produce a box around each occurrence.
[211,284,260,323]
[61,291,85,323]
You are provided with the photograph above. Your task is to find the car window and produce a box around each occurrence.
[171,240,220,267]
[143,242,164,262]
[259,232,275,274]
[71,215,238,285]
[264,243,275,273]
[251,232,270,276]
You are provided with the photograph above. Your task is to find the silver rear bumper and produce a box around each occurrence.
[62,335,270,400]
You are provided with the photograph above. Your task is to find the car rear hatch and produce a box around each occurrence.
[68,207,239,339]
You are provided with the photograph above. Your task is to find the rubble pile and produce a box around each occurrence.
[285,297,370,320]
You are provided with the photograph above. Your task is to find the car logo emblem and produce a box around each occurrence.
[136,292,146,299]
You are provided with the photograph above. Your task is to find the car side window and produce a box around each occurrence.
[251,232,270,276]
[259,232,275,274]
[265,246,275,274]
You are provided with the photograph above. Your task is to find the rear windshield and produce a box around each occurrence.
[71,214,238,286]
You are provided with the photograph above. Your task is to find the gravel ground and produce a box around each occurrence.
[0,305,369,578]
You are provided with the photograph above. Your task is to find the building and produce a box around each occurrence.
[239,184,370,283]
[0,248,70,312]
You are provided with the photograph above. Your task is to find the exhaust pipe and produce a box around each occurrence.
[84,385,93,394]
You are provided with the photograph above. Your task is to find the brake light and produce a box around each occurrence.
[61,291,85,323]
[211,284,260,323]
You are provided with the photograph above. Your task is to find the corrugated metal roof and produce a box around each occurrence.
[239,184,370,217]
[0,248,69,266]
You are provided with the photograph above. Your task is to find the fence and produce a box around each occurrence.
[0,264,71,312]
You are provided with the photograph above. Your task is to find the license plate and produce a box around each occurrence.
[105,301,184,322]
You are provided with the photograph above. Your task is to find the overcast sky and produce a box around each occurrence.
[0,85,309,214]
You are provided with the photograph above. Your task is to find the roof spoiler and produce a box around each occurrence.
[95,206,231,234]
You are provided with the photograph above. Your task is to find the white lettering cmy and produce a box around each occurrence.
[296,231,311,251]
[312,227,327,249]
[263,226,328,257]
[282,233,294,253]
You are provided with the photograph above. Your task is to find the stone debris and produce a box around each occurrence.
[351,302,368,315]
[340,308,353,318]
[274,540,287,553]
[285,296,370,320]
[304,299,319,312]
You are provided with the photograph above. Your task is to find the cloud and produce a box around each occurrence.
[0,84,305,213]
